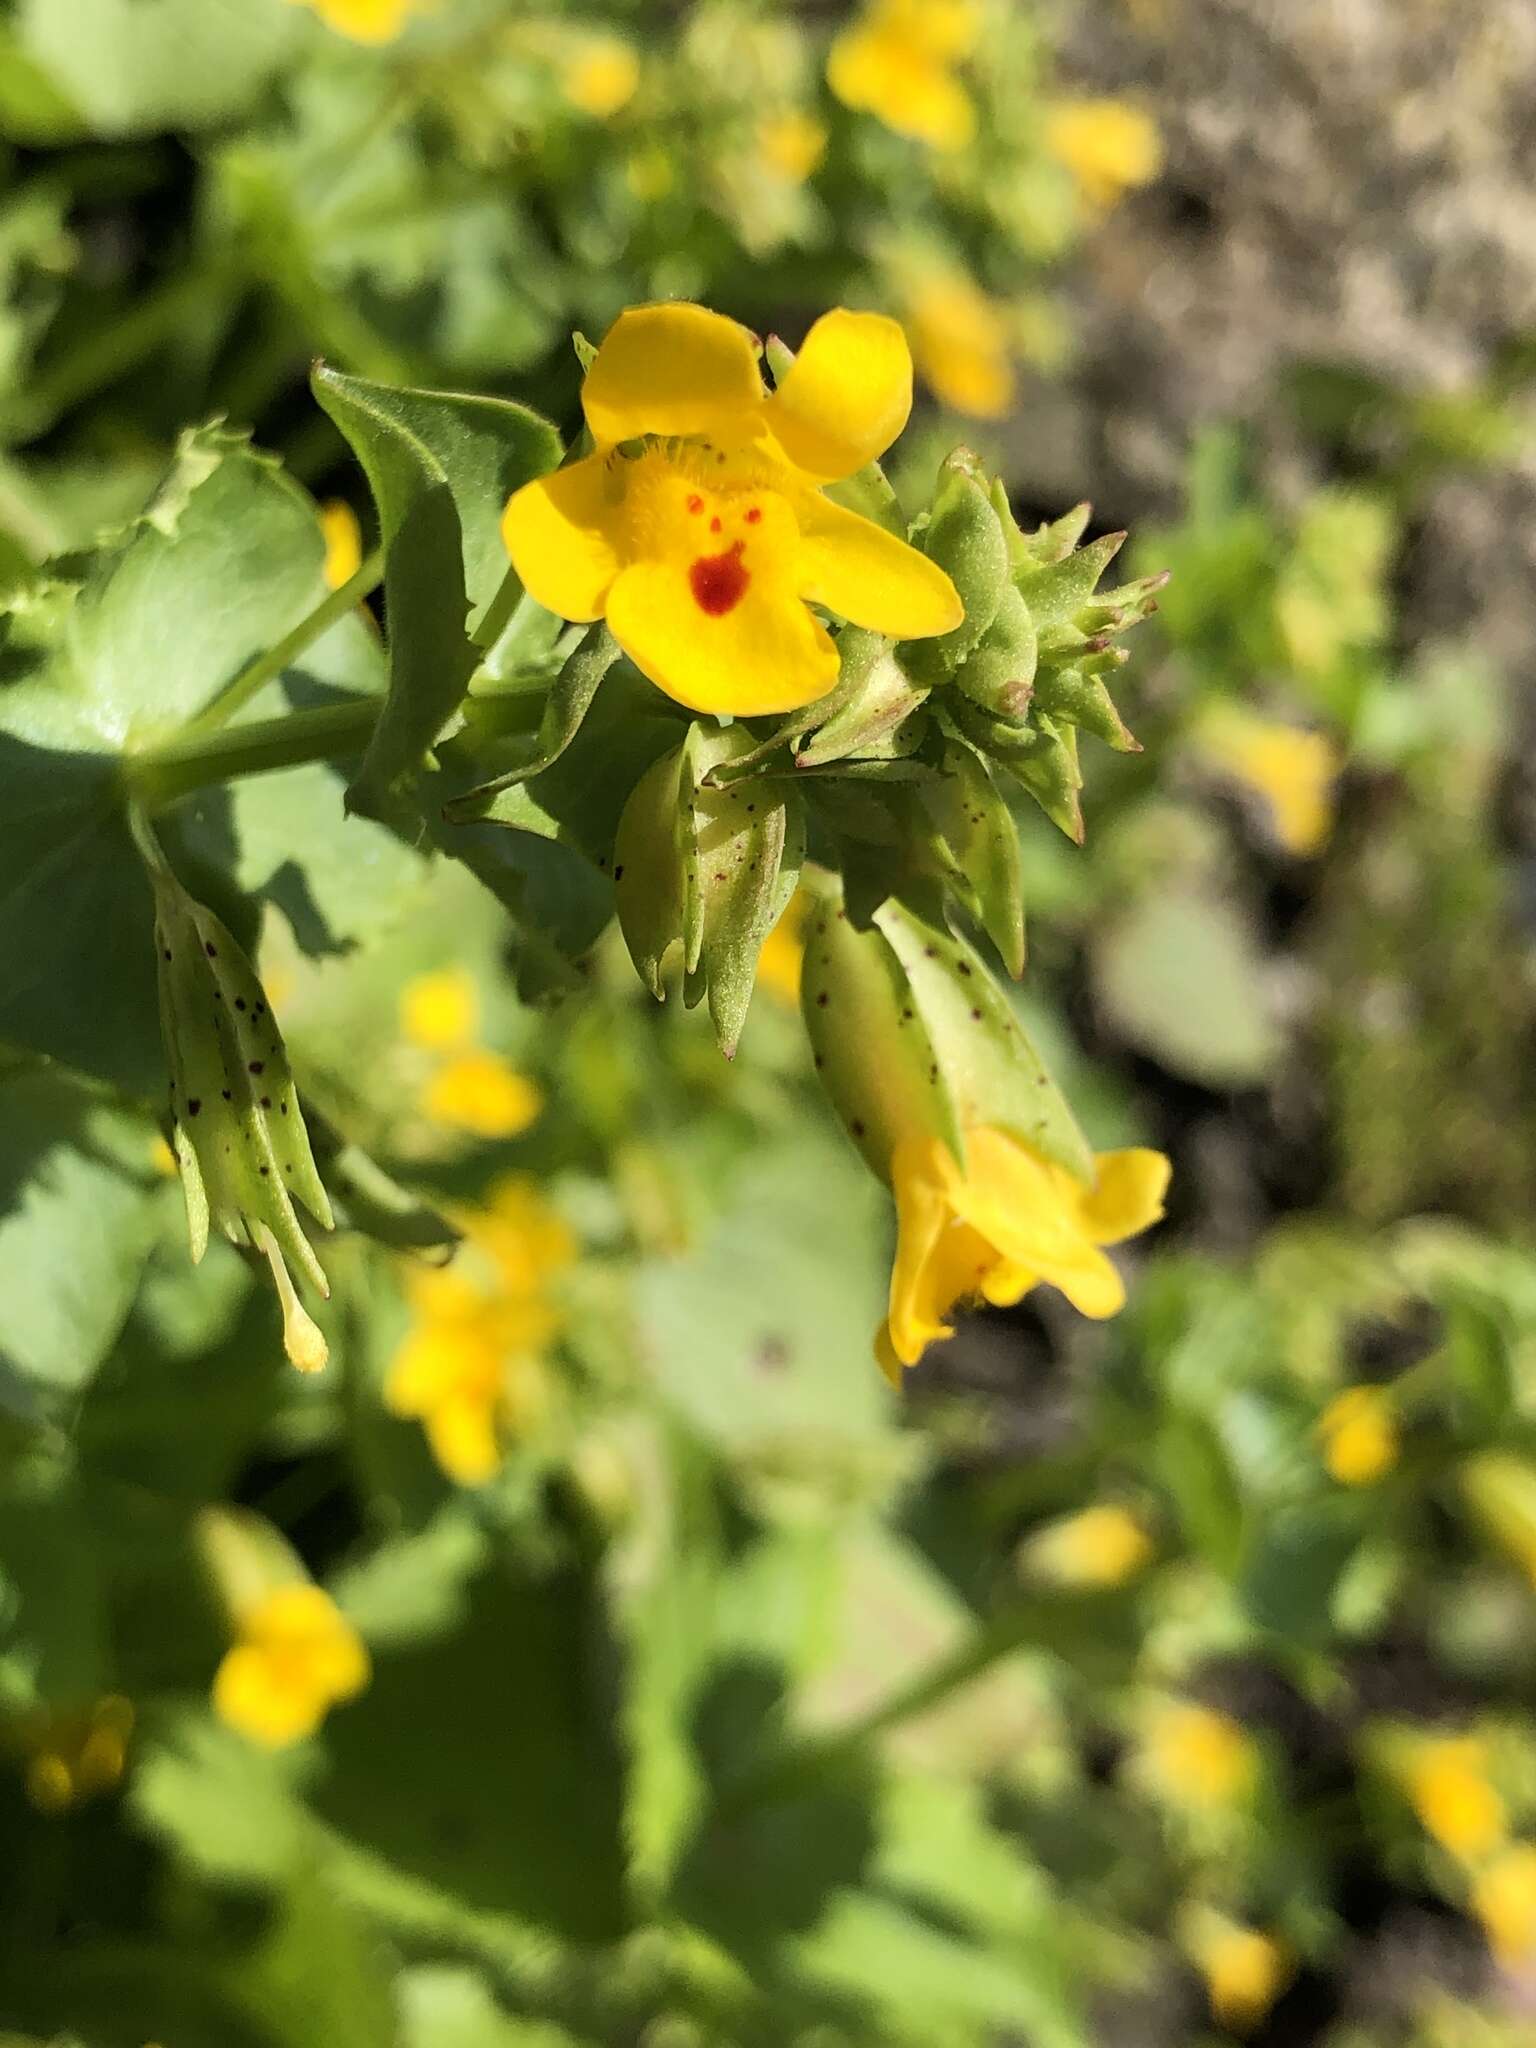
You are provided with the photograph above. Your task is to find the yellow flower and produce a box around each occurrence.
[148,1132,178,1177]
[213,1585,369,1749]
[16,1697,134,1814]
[1472,1844,1536,1967]
[1402,1736,1508,1863]
[319,500,364,590]
[1318,1385,1399,1488]
[386,1178,575,1485]
[755,892,807,1005]
[502,303,962,717]
[562,36,640,120]
[905,272,1016,419]
[422,1051,542,1140]
[1043,98,1163,210]
[758,110,827,184]
[1461,1453,1536,1589]
[879,1128,1168,1377]
[1198,708,1340,857]
[1022,1503,1154,1588]
[1142,1702,1257,1810]
[828,0,979,151]
[1181,1908,1292,2033]
[400,966,479,1052]
[291,0,415,45]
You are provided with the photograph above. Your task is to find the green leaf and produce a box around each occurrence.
[0,1067,158,1400]
[446,627,621,815]
[1092,886,1281,1088]
[3,0,295,140]
[312,368,560,817]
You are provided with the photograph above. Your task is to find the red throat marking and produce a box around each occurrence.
[689,540,749,616]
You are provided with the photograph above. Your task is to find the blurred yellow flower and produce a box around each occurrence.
[148,1132,178,1177]
[1318,1385,1399,1488]
[1472,1844,1536,1967]
[758,110,828,185]
[386,1178,575,1485]
[16,1697,134,1814]
[213,1585,369,1749]
[879,1129,1168,1378]
[423,1051,542,1140]
[1199,708,1340,857]
[1461,1453,1536,1589]
[756,893,808,1005]
[1142,1701,1257,1809]
[400,966,479,1053]
[1181,1907,1292,2033]
[1044,98,1163,210]
[563,37,641,120]
[828,0,979,151]
[502,303,961,717]
[906,272,1016,419]
[1402,1736,1507,1863]
[290,0,415,45]
[1022,1503,1154,1588]
[319,500,364,590]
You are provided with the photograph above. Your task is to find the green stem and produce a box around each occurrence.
[127,697,381,810]
[181,547,385,738]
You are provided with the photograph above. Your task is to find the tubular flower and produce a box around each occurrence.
[213,1585,369,1749]
[290,0,415,44]
[1198,708,1339,857]
[905,272,1016,419]
[879,1129,1169,1378]
[1043,99,1163,211]
[1317,1385,1399,1487]
[1402,1735,1507,1863]
[827,0,979,151]
[386,1178,575,1486]
[502,303,962,716]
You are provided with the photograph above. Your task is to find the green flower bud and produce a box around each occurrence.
[614,723,804,1056]
[903,452,1011,682]
[919,736,1026,976]
[151,858,333,1372]
[795,627,928,768]
[953,582,1038,723]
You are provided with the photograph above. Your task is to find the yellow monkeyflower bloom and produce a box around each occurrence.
[906,272,1016,420]
[319,500,364,590]
[386,1178,575,1485]
[1022,1503,1154,1588]
[213,1584,369,1749]
[1199,708,1340,857]
[1142,1701,1257,1810]
[16,1697,134,1814]
[290,0,414,45]
[422,1051,542,1140]
[828,0,979,151]
[400,966,479,1052]
[1473,1844,1536,1967]
[562,36,641,119]
[758,110,827,184]
[1044,98,1163,211]
[503,303,961,716]
[1181,1909,1292,2033]
[1318,1385,1399,1488]
[878,1129,1168,1378]
[1403,1736,1508,1864]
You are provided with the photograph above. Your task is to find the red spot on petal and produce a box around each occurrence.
[710,515,722,534]
[687,494,704,514]
[689,541,750,617]
[745,505,762,524]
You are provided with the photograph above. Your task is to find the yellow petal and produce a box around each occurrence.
[604,557,838,717]
[502,453,622,624]
[319,500,364,589]
[1078,1148,1171,1244]
[884,1135,1000,1368]
[943,1130,1129,1320]
[427,1393,504,1487]
[796,495,963,640]
[765,309,913,481]
[907,277,1016,419]
[423,1051,543,1140]
[582,303,763,448]
[399,966,479,1051]
[562,38,640,119]
[213,1645,325,1749]
[827,29,976,150]
[300,0,414,44]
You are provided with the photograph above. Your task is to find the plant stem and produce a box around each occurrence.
[180,548,385,738]
[127,697,381,810]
